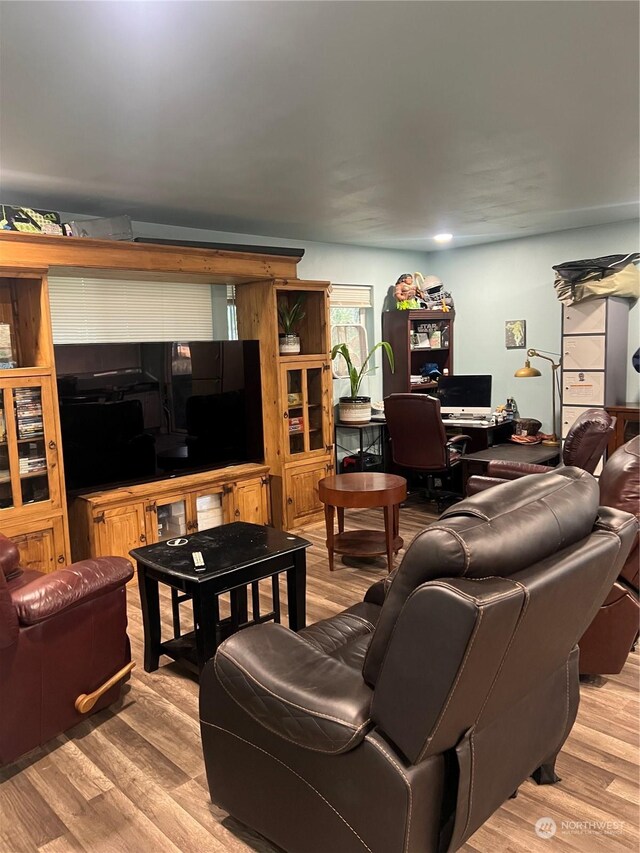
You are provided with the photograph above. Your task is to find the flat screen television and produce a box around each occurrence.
[54,340,263,493]
[437,374,492,417]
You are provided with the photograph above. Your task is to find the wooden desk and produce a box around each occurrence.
[442,419,514,452]
[461,444,561,495]
[318,473,407,573]
[606,404,639,456]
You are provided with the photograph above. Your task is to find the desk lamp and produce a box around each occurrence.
[514,348,562,447]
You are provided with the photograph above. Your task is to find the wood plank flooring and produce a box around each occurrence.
[1,500,638,853]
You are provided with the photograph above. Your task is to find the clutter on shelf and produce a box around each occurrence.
[0,205,64,235]
[389,271,455,311]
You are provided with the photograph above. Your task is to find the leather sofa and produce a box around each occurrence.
[199,467,637,853]
[578,436,639,674]
[0,534,134,766]
[466,407,614,494]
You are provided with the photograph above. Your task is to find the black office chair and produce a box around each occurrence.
[384,393,471,511]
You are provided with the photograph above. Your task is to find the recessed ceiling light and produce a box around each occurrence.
[433,233,453,244]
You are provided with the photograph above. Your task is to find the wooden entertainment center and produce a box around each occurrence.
[0,232,333,570]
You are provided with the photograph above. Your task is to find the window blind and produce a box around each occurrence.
[48,276,214,343]
[330,285,372,309]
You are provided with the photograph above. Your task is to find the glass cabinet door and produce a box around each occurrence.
[153,496,188,542]
[0,381,60,513]
[282,362,330,459]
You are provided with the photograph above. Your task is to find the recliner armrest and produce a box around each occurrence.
[213,623,373,754]
[11,557,133,626]
[465,475,507,495]
[486,460,553,478]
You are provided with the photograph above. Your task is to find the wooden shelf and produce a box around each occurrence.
[279,353,328,363]
[0,367,53,379]
[18,435,44,443]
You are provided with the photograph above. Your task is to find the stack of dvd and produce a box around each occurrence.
[14,389,43,440]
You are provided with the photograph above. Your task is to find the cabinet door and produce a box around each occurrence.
[3,516,67,574]
[145,494,189,543]
[187,485,230,533]
[233,476,270,525]
[562,335,605,371]
[284,459,333,529]
[0,378,62,515]
[93,503,147,561]
[563,300,606,334]
[281,362,332,461]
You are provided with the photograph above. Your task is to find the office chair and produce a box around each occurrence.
[384,393,470,511]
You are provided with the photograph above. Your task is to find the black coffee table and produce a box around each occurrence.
[131,522,310,675]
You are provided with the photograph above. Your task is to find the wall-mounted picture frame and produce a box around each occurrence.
[505,320,526,349]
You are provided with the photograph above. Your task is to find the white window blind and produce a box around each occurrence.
[48,276,214,343]
[330,285,372,308]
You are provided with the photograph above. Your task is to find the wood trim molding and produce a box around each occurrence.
[0,232,300,282]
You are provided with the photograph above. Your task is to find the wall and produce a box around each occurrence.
[425,221,639,433]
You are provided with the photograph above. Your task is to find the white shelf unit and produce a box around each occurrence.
[561,297,629,471]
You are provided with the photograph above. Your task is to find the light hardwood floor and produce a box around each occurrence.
[1,501,638,853]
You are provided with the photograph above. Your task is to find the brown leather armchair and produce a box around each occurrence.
[384,393,470,509]
[466,407,615,494]
[579,436,639,674]
[199,468,637,853]
[0,534,134,766]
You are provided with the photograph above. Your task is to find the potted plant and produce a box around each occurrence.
[331,341,394,424]
[278,296,306,355]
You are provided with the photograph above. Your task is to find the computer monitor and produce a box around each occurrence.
[437,374,492,417]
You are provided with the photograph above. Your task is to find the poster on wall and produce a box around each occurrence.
[505,320,526,349]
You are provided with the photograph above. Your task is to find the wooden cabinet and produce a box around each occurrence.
[1,515,67,574]
[233,476,270,525]
[93,503,147,559]
[236,279,334,529]
[281,360,332,461]
[70,464,270,562]
[382,309,455,396]
[0,272,71,569]
[605,404,640,456]
[284,458,334,530]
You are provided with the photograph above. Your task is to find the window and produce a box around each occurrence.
[48,276,214,343]
[227,284,238,340]
[330,286,372,378]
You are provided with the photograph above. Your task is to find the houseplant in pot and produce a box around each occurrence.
[278,296,306,355]
[331,341,394,424]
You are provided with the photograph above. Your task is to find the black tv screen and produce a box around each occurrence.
[55,340,263,493]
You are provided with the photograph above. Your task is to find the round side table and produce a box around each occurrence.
[318,472,407,573]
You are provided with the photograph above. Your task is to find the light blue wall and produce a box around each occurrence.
[60,212,638,422]
[424,221,639,433]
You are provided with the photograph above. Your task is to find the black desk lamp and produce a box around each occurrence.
[514,348,562,447]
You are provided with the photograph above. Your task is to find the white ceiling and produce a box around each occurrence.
[0,1,638,250]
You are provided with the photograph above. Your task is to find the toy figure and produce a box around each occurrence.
[394,274,421,309]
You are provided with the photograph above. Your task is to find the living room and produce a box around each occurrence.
[0,2,638,852]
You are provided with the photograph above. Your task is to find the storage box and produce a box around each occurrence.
[289,416,304,434]
[0,205,63,235]
[67,215,133,241]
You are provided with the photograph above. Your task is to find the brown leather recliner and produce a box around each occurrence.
[0,534,134,766]
[199,468,637,853]
[579,436,639,674]
[466,407,615,494]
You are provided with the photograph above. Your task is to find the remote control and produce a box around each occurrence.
[192,551,205,571]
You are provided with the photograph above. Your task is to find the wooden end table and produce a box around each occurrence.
[131,521,310,675]
[318,472,407,573]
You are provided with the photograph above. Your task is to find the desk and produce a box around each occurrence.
[131,522,310,674]
[460,444,561,495]
[442,418,514,452]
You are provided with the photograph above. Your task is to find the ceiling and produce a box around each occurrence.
[0,1,638,250]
